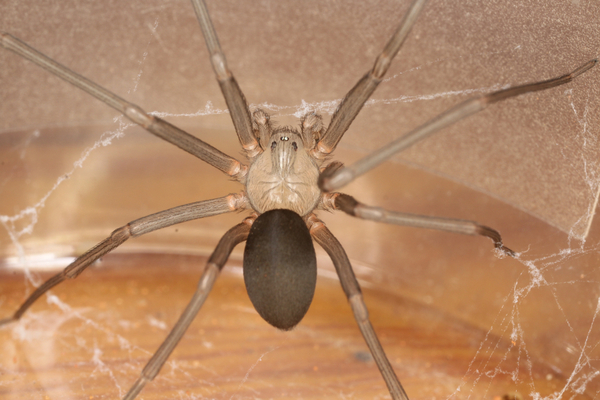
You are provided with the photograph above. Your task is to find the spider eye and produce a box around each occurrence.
[271,141,277,149]
[292,142,298,151]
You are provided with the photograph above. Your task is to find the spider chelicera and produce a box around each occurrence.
[0,0,596,398]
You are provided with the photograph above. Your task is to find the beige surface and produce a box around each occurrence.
[1,1,600,399]
[0,0,599,237]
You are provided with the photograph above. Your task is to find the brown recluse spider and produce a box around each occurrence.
[0,0,597,398]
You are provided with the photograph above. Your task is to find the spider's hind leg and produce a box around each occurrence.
[123,218,252,400]
[308,215,410,400]
[326,192,515,257]
[0,194,247,328]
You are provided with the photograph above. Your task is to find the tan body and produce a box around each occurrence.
[246,128,322,217]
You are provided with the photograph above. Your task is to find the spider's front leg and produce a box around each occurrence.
[190,0,259,157]
[319,59,598,192]
[0,33,248,180]
[313,0,429,159]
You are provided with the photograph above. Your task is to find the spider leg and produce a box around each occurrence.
[190,0,260,158]
[325,192,515,256]
[308,215,409,400]
[313,0,429,159]
[0,193,248,327]
[123,219,251,400]
[319,58,598,191]
[0,33,247,180]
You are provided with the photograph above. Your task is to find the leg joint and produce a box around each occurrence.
[349,294,369,322]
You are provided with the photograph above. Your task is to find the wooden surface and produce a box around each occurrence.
[0,143,598,399]
[0,253,580,400]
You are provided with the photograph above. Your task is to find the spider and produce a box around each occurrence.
[0,0,596,398]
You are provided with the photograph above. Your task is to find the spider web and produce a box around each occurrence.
[1,91,599,400]
[1,1,600,399]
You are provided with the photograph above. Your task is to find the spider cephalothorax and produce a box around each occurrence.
[246,111,323,217]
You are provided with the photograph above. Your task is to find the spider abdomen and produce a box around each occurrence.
[243,209,317,331]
